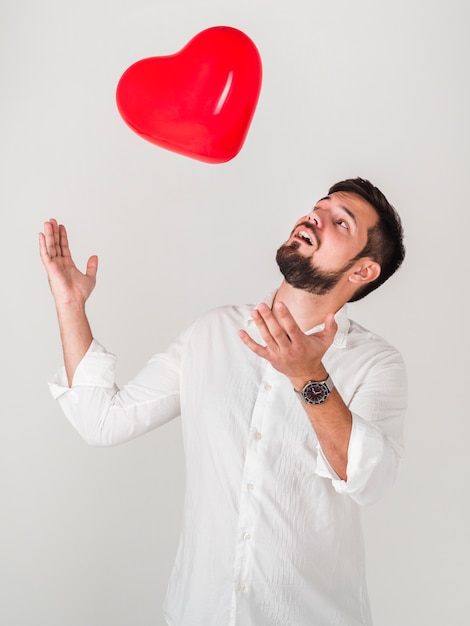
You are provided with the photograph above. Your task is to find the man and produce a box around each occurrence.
[40,177,407,626]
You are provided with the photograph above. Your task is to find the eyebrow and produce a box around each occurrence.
[318,195,358,227]
[338,205,357,226]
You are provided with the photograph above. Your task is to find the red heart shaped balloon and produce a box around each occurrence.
[116,26,262,164]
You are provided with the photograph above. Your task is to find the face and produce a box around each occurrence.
[276,192,379,295]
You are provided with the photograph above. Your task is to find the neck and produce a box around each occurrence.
[273,280,346,331]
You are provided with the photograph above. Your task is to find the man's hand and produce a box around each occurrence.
[239,301,351,481]
[39,219,98,308]
[39,219,97,386]
[238,301,337,388]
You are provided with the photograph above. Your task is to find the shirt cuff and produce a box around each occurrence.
[48,339,117,399]
[314,412,398,498]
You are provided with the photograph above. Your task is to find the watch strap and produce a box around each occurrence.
[294,374,334,405]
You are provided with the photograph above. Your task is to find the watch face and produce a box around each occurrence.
[303,382,328,404]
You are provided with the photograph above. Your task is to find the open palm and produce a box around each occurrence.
[39,219,98,306]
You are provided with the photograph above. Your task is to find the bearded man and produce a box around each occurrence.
[40,177,407,626]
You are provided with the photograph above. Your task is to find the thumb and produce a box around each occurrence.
[86,255,98,279]
[324,313,338,337]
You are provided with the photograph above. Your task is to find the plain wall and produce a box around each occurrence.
[1,0,469,624]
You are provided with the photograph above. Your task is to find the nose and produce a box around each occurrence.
[307,208,321,228]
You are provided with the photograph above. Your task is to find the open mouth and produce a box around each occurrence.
[296,229,314,246]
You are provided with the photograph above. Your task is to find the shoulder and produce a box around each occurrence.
[345,317,405,369]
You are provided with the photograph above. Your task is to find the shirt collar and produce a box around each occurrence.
[244,290,350,349]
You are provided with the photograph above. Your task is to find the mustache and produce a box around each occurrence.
[291,221,320,247]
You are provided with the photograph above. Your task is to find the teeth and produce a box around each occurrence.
[298,230,312,244]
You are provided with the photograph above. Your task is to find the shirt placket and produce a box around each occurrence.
[228,360,275,625]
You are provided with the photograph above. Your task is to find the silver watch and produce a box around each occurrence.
[295,375,334,405]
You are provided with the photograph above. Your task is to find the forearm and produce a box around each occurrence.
[302,390,352,481]
[49,331,187,447]
[39,219,98,386]
[291,368,352,481]
[56,301,93,386]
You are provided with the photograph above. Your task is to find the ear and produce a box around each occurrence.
[348,258,381,286]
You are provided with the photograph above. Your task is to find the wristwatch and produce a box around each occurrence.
[295,375,334,405]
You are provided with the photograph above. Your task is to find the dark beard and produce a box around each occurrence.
[276,241,354,295]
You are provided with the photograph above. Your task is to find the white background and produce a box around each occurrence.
[1,1,469,624]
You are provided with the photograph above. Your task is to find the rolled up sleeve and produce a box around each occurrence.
[48,330,191,447]
[49,339,116,398]
[315,347,407,506]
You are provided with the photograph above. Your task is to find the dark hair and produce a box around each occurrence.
[328,177,406,302]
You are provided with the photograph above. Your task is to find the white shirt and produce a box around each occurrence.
[49,296,407,626]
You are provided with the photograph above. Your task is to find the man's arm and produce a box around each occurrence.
[39,219,97,386]
[238,301,351,480]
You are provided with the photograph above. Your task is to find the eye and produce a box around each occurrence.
[336,218,349,229]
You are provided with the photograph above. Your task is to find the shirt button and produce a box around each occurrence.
[264,384,272,391]
[247,483,255,491]
[243,532,251,540]
[254,432,262,441]
[238,582,246,591]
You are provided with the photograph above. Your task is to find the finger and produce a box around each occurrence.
[273,301,303,340]
[256,303,292,348]
[323,313,338,338]
[38,232,51,266]
[58,224,72,258]
[238,329,268,358]
[43,219,59,258]
[86,255,98,279]
[250,308,281,351]
[51,218,61,256]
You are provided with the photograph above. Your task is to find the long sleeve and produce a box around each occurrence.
[315,327,407,506]
[48,328,192,446]
[45,301,405,625]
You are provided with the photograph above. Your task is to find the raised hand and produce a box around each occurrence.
[39,219,97,384]
[238,301,337,389]
[239,301,351,480]
[39,219,98,308]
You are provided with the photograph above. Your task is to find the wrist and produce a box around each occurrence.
[290,365,328,392]
[55,296,87,312]
[294,374,334,406]
[55,300,88,327]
